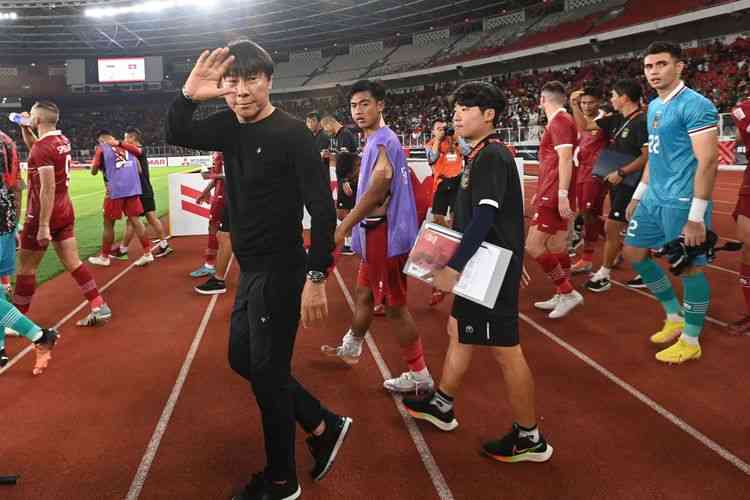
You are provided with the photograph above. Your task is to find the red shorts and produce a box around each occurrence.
[530,205,570,235]
[734,194,750,221]
[356,223,408,307]
[576,180,606,216]
[104,196,144,220]
[20,222,75,251]
[209,195,225,228]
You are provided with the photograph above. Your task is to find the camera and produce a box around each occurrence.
[445,125,455,137]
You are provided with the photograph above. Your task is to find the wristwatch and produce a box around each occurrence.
[616,168,626,178]
[307,270,326,283]
[181,85,195,103]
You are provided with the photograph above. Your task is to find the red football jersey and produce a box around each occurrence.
[211,151,225,199]
[537,110,578,209]
[575,128,606,183]
[731,99,750,196]
[26,131,75,229]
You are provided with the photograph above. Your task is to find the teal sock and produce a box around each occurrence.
[0,298,42,343]
[632,258,681,316]
[681,273,710,338]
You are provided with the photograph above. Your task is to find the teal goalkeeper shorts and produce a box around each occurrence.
[624,201,713,266]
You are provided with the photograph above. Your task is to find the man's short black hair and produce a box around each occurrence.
[306,111,321,121]
[582,85,604,100]
[125,127,143,142]
[349,80,386,102]
[95,129,113,141]
[335,151,359,180]
[644,41,682,61]
[225,38,275,79]
[451,81,506,127]
[612,79,643,104]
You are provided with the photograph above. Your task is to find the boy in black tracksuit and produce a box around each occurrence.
[404,81,553,464]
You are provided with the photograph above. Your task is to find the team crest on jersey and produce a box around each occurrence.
[652,111,662,129]
[734,107,746,121]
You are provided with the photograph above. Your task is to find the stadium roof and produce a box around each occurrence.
[0,0,536,59]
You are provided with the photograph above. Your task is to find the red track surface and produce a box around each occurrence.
[2,171,749,499]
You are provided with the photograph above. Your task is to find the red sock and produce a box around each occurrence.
[140,237,151,253]
[71,264,103,308]
[556,252,572,280]
[401,338,426,372]
[206,233,218,266]
[535,253,573,294]
[101,240,112,257]
[742,264,750,313]
[12,274,36,313]
[582,246,595,263]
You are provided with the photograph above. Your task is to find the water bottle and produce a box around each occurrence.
[8,113,31,127]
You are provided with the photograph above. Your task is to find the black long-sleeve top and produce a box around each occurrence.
[166,94,336,274]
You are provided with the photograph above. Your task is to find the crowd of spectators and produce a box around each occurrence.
[3,36,749,159]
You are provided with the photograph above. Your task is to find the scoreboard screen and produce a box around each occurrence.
[97,57,146,83]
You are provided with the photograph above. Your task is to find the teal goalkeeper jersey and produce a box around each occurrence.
[644,82,718,209]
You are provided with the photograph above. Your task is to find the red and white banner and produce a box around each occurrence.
[718,140,736,165]
[168,172,211,236]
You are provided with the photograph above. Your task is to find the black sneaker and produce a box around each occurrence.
[33,328,59,348]
[232,472,300,500]
[305,414,353,481]
[108,248,128,261]
[626,275,646,288]
[585,277,611,293]
[194,277,226,295]
[481,423,553,463]
[0,348,8,368]
[340,246,355,256]
[403,393,458,431]
[152,245,173,258]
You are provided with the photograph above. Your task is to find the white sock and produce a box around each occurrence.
[680,333,699,345]
[413,367,430,378]
[345,329,364,344]
[667,313,682,323]
[518,424,540,443]
[599,266,611,278]
[205,263,215,270]
[159,240,168,249]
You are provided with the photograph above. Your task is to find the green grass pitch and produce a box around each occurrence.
[19,166,194,285]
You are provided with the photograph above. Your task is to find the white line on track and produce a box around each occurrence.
[707,263,740,276]
[0,253,147,376]
[126,257,233,500]
[518,313,750,476]
[332,268,455,500]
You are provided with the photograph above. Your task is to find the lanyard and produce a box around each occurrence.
[612,110,642,142]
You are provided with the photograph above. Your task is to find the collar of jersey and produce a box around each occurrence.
[548,107,566,122]
[38,130,62,140]
[660,80,686,104]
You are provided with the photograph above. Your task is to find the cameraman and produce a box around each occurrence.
[426,119,464,227]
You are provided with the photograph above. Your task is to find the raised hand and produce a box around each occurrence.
[183,48,237,102]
